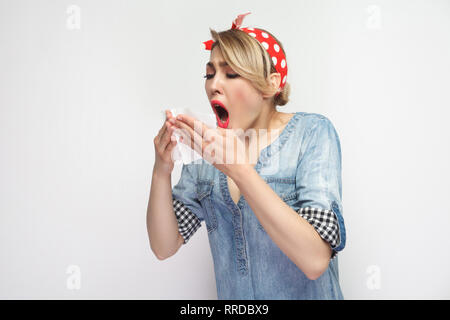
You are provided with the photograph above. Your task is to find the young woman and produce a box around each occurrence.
[147,12,347,300]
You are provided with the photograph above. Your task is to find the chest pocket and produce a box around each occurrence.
[196,180,217,233]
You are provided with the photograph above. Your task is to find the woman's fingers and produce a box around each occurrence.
[160,122,173,147]
[153,110,180,170]
[165,133,178,155]
[159,110,175,139]
[174,119,223,164]
[174,120,206,154]
[156,119,176,157]
[161,121,178,149]
[157,115,168,137]
[160,111,179,148]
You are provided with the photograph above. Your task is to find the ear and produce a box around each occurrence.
[262,72,281,98]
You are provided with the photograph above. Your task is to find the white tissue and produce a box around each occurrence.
[164,108,217,165]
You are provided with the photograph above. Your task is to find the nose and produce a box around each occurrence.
[207,72,224,96]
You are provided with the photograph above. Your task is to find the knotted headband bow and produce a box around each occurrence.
[203,12,288,97]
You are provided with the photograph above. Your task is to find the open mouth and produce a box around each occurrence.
[211,101,230,128]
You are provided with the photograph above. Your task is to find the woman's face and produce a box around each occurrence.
[205,46,265,130]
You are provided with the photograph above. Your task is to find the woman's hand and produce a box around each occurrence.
[173,114,253,179]
[153,110,178,176]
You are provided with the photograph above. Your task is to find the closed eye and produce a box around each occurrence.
[203,74,240,80]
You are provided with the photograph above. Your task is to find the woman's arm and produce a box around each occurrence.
[146,167,184,260]
[230,166,332,280]
[171,113,340,277]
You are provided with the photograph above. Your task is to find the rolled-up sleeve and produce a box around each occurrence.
[171,163,204,244]
[294,116,347,259]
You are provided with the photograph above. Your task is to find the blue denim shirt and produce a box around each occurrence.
[171,112,347,299]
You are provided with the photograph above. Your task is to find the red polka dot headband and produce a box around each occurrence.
[203,12,288,97]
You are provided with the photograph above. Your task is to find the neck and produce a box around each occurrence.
[249,106,279,132]
[237,106,283,152]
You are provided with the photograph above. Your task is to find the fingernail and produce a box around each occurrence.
[177,115,182,120]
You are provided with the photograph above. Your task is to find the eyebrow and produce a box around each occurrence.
[206,61,229,68]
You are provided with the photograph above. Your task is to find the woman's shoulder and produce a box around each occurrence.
[290,111,336,133]
[296,111,333,123]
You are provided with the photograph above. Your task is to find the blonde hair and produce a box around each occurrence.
[209,27,290,107]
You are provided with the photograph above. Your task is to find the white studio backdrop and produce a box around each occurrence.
[1,0,449,299]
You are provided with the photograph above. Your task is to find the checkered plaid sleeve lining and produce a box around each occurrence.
[173,199,340,258]
[173,198,202,244]
[297,207,340,259]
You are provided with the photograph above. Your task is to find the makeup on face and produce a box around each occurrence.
[210,99,230,128]
[205,61,236,129]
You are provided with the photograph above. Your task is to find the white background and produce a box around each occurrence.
[1,0,449,299]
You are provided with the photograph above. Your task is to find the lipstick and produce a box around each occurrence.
[210,100,230,129]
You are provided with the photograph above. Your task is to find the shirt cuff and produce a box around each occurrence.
[297,206,340,260]
[173,198,202,244]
